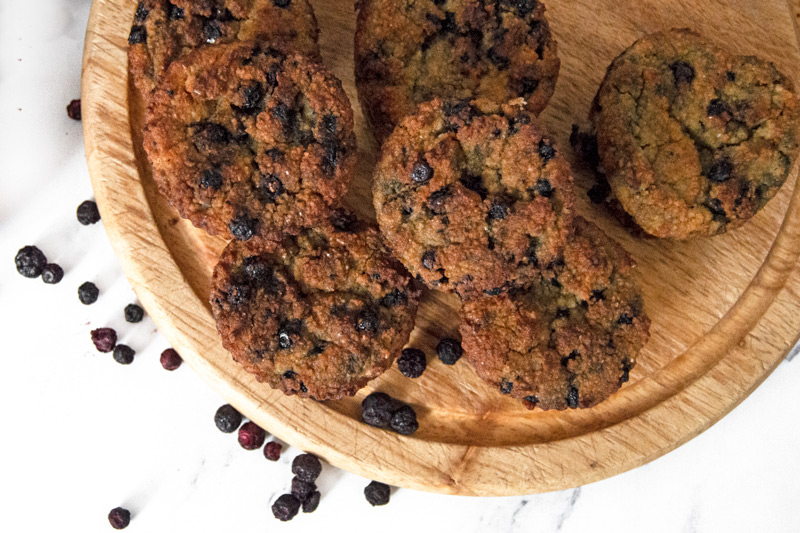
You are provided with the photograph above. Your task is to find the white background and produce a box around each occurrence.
[0,1,798,531]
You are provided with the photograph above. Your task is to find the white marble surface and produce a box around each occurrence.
[2,1,800,531]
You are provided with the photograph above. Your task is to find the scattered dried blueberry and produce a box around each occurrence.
[41,263,64,284]
[361,392,396,428]
[124,303,144,323]
[67,99,82,120]
[670,61,695,85]
[107,507,131,529]
[364,481,391,506]
[264,441,282,461]
[292,453,322,482]
[91,328,117,353]
[77,200,101,225]
[15,246,47,278]
[160,348,182,371]
[397,348,426,378]
[214,404,242,433]
[390,405,418,436]
[78,282,99,305]
[113,344,135,365]
[411,158,433,184]
[302,490,321,513]
[291,476,316,502]
[238,421,266,450]
[436,338,462,365]
[272,494,301,521]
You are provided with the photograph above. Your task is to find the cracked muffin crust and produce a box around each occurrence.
[459,217,650,411]
[210,209,421,401]
[128,0,320,96]
[373,98,575,300]
[355,0,560,143]
[143,41,356,242]
[592,28,800,239]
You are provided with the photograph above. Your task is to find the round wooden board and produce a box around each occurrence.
[82,0,800,496]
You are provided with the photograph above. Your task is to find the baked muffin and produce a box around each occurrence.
[355,0,560,143]
[128,0,320,96]
[459,217,650,410]
[591,28,800,239]
[373,98,574,300]
[211,209,421,400]
[143,41,356,242]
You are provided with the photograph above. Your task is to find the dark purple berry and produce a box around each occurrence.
[708,159,733,183]
[500,380,513,394]
[422,250,436,270]
[264,441,282,461]
[566,386,579,408]
[272,494,301,521]
[128,25,146,45]
[291,476,316,501]
[380,289,406,307]
[108,507,131,529]
[389,405,418,435]
[15,246,47,278]
[364,481,391,506]
[134,2,149,22]
[330,209,362,233]
[533,178,553,198]
[238,421,267,450]
[397,348,426,378]
[113,344,135,365]
[488,201,508,220]
[78,281,99,304]
[273,0,292,7]
[41,263,64,284]
[538,140,556,162]
[199,169,224,190]
[411,158,433,184]
[67,99,82,120]
[670,61,695,85]
[257,174,284,202]
[91,328,117,353]
[202,20,221,43]
[160,348,182,371]
[436,338,462,365]
[214,404,242,433]
[292,453,322,482]
[77,200,101,225]
[302,490,321,513]
[167,4,184,19]
[229,215,258,241]
[124,304,144,323]
[356,309,379,333]
[707,98,730,117]
[361,392,396,428]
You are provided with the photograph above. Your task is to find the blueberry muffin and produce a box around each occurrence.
[373,98,574,300]
[143,41,356,242]
[355,0,560,143]
[591,28,800,239]
[128,0,320,96]
[210,209,421,400]
[459,217,650,410]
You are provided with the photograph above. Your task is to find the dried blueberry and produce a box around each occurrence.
[361,392,396,428]
[124,304,144,323]
[167,3,184,20]
[422,250,436,270]
[670,61,695,85]
[708,158,733,183]
[77,200,101,225]
[617,313,634,325]
[91,328,117,353]
[272,494,301,521]
[291,476,316,502]
[566,386,579,408]
[488,201,508,220]
[160,348,182,371]
[427,187,451,215]
[278,319,303,349]
[226,284,249,306]
[264,441,282,461]
[41,263,64,284]
[238,83,265,113]
[511,0,537,16]
[67,99,81,120]
[397,348,426,378]
[273,0,292,7]
[78,281,99,304]
[533,178,553,198]
[330,209,361,233]
[538,140,556,163]
[356,309,379,333]
[229,215,258,241]
[707,98,730,117]
[15,246,47,278]
[113,344,135,365]
[200,169,224,190]
[380,289,406,307]
[364,481,391,506]
[134,2,149,22]
[411,158,433,184]
[292,453,322,482]
[238,421,267,450]
[202,20,221,43]
[108,507,131,530]
[128,25,146,45]
[214,404,242,433]
[302,490,321,513]
[500,380,513,394]
[257,174,284,202]
[389,405,418,435]
[436,338,462,365]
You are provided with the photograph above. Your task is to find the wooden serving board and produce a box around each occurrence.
[82,0,800,495]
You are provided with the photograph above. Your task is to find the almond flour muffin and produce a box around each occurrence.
[591,29,800,239]
[373,98,574,300]
[459,217,650,410]
[210,209,421,400]
[144,41,356,242]
[355,0,560,143]
[128,0,320,96]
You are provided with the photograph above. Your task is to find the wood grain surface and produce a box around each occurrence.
[81,0,800,495]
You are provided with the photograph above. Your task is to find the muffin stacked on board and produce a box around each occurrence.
[130,1,421,400]
[363,2,651,410]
